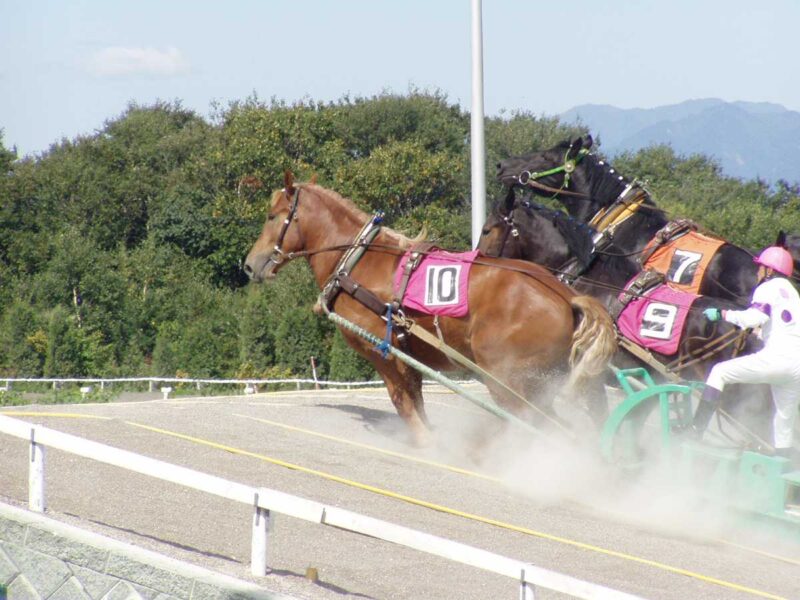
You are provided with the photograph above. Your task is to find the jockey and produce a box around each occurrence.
[692,246,800,460]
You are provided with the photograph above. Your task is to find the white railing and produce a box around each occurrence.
[0,414,643,600]
[0,376,389,393]
[0,376,481,400]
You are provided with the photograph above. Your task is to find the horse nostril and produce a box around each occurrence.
[243,263,253,276]
[496,163,502,170]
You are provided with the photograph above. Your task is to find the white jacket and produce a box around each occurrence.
[724,277,800,352]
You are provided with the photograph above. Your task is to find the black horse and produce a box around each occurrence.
[777,230,800,278]
[478,190,773,445]
[495,136,760,305]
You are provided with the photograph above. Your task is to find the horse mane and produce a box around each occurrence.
[581,152,631,206]
[298,183,419,250]
[577,150,667,224]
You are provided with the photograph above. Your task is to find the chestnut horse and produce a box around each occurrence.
[244,173,617,446]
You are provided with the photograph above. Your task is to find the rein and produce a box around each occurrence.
[521,178,590,198]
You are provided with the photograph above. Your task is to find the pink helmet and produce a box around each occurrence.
[753,246,794,277]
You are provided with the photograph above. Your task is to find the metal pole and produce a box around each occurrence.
[470,0,486,249]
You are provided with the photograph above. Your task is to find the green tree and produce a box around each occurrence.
[0,299,46,376]
[151,283,239,377]
[274,307,329,378]
[0,130,16,173]
[334,140,464,222]
[2,92,798,386]
[327,330,375,382]
[42,306,111,377]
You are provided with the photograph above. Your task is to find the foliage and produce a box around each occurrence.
[613,145,800,251]
[327,330,376,382]
[0,93,797,389]
[0,131,16,173]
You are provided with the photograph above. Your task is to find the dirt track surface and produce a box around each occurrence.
[1,385,799,600]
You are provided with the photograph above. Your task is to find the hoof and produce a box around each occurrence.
[411,429,433,449]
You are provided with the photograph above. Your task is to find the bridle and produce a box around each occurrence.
[491,210,521,258]
[515,145,591,199]
[265,187,302,268]
[511,145,655,236]
[488,197,565,258]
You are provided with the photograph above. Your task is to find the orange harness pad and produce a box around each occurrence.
[643,231,724,294]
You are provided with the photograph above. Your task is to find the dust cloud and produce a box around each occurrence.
[416,382,798,553]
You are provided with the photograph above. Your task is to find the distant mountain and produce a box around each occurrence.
[560,99,800,183]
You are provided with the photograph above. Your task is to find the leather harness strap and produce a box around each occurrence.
[392,241,439,310]
[318,214,385,314]
[336,274,388,317]
[589,185,648,232]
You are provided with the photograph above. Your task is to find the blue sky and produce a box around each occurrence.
[2,0,798,157]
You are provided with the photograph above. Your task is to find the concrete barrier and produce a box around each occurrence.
[0,502,295,600]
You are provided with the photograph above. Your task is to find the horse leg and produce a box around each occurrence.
[482,367,563,430]
[580,376,610,430]
[338,327,431,447]
[374,356,431,448]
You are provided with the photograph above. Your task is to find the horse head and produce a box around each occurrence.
[244,171,304,282]
[496,136,593,187]
[479,189,595,270]
[477,189,521,258]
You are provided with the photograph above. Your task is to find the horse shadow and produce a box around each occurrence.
[317,403,408,439]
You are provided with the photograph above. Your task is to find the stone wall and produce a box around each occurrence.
[0,502,293,600]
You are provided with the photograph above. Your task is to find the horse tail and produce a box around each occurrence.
[567,295,617,390]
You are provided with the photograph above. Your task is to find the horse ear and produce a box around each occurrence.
[567,137,584,160]
[284,170,295,194]
[776,230,787,248]
[309,173,318,185]
[583,134,594,150]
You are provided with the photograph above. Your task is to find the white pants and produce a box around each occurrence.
[707,349,800,449]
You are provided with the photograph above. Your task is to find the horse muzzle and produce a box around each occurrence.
[243,254,279,283]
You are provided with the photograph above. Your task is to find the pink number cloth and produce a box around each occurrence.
[393,250,480,317]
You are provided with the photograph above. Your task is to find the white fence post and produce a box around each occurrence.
[251,489,271,576]
[29,428,46,513]
[520,567,536,599]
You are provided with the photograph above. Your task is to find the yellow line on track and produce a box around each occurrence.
[240,413,800,572]
[2,412,111,420]
[124,419,787,600]
[3,411,792,598]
